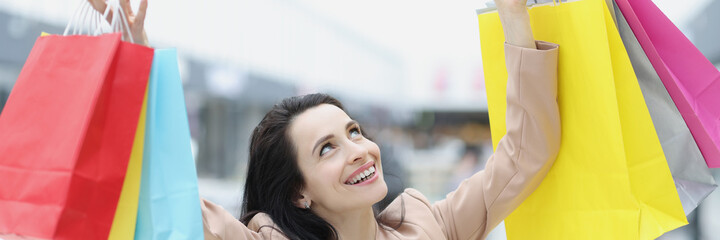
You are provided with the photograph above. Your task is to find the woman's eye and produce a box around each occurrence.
[349,127,362,138]
[320,143,333,156]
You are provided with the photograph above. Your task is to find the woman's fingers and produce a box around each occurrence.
[83,0,149,46]
[133,0,149,46]
[135,0,148,29]
[120,0,134,16]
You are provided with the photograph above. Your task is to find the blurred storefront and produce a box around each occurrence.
[688,0,720,67]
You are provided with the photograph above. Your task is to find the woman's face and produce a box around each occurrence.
[289,104,388,213]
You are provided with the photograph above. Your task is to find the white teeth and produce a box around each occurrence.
[347,165,377,185]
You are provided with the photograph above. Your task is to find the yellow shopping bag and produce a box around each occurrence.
[108,88,148,240]
[477,0,686,239]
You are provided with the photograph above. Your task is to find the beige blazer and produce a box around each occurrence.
[201,41,560,240]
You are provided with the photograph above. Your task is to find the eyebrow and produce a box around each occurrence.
[346,120,359,130]
[312,135,334,155]
[311,120,359,155]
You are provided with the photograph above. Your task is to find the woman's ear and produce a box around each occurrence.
[295,194,312,210]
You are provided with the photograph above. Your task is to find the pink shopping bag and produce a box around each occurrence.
[614,0,720,168]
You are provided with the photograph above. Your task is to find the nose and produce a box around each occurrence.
[345,140,368,165]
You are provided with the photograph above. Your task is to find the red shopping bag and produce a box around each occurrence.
[0,33,153,239]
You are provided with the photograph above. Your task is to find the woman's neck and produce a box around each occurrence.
[314,206,377,240]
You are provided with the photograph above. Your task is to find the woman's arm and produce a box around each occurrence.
[202,199,287,239]
[429,1,561,239]
[495,0,536,49]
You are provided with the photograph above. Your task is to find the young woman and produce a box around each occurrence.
[91,0,560,239]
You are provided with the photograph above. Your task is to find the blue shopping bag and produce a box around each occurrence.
[135,48,204,239]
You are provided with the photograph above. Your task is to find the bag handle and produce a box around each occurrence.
[63,0,100,36]
[63,0,135,43]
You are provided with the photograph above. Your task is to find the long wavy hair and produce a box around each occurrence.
[240,93,344,239]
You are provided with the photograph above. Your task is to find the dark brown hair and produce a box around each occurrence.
[241,93,343,240]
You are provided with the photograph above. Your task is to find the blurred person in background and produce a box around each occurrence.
[446,144,485,192]
[89,0,561,239]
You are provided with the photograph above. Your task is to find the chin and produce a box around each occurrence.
[370,176,389,203]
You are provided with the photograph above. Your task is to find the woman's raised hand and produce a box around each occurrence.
[494,0,536,49]
[87,0,149,46]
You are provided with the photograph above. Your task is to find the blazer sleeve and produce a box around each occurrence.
[431,41,561,240]
[201,198,265,240]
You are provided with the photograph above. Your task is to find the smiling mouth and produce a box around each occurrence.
[345,165,376,185]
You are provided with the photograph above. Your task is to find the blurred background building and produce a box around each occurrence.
[0,0,718,239]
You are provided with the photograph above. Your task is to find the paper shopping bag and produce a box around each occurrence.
[108,87,148,240]
[477,0,686,239]
[615,0,720,168]
[0,33,153,239]
[135,49,204,239]
[613,2,716,215]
